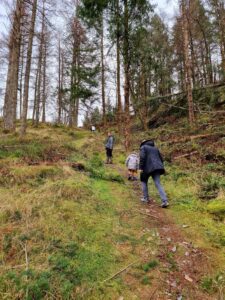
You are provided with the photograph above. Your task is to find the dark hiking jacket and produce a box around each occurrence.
[139,141,165,175]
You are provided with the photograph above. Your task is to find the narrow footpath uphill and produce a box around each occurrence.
[0,123,224,299]
[95,138,224,300]
[112,177,217,300]
[91,132,225,300]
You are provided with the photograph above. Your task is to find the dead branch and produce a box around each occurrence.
[173,151,198,160]
[102,260,139,283]
[169,132,225,144]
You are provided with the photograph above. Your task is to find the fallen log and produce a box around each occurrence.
[168,132,225,144]
[173,151,198,160]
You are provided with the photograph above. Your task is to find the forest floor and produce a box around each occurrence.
[0,115,225,299]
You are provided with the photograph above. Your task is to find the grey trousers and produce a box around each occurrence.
[141,172,168,203]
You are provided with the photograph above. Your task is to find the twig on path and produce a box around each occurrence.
[149,285,160,300]
[79,261,139,300]
[134,209,159,219]
[102,260,139,283]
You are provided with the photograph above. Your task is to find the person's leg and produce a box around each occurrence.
[140,172,150,202]
[131,170,137,180]
[128,169,132,180]
[141,181,148,200]
[130,170,134,180]
[152,173,168,206]
[106,148,110,163]
[109,149,113,164]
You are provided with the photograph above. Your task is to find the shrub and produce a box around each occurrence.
[141,275,152,285]
[1,270,51,300]
[89,153,104,169]
[142,260,159,272]
[198,174,221,200]
[207,200,225,220]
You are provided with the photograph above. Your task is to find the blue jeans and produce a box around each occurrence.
[141,172,168,203]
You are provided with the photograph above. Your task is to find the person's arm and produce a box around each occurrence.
[125,156,130,167]
[136,157,139,170]
[105,137,108,148]
[109,137,113,149]
[139,147,146,170]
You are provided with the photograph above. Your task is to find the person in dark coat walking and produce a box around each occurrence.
[139,139,169,208]
[105,132,114,164]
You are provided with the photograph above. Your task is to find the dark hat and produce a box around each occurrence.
[140,139,155,147]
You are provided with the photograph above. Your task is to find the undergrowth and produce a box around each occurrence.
[0,117,224,299]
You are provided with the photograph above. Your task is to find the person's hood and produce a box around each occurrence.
[140,139,155,147]
[130,153,138,157]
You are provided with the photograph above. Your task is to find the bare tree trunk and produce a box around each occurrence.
[69,68,74,127]
[20,0,37,136]
[42,41,47,123]
[57,39,62,124]
[69,36,77,128]
[217,1,225,78]
[141,69,148,130]
[181,0,195,125]
[116,0,122,133]
[19,38,25,120]
[198,22,213,84]
[188,29,197,86]
[61,53,65,123]
[100,18,106,127]
[35,1,45,127]
[74,98,79,127]
[74,38,80,127]
[3,0,24,132]
[35,44,43,126]
[123,0,130,150]
[200,41,207,86]
[32,67,39,124]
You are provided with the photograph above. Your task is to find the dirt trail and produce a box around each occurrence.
[110,165,216,300]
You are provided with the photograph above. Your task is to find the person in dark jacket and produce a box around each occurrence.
[105,132,114,164]
[139,139,169,208]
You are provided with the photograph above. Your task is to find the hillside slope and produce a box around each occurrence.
[0,117,224,299]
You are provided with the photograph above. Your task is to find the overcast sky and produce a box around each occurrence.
[155,0,178,17]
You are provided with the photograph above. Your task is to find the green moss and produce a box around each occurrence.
[141,275,152,285]
[207,200,225,219]
[142,260,159,272]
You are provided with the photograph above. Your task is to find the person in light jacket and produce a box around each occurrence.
[105,132,114,164]
[125,152,139,180]
[139,139,169,208]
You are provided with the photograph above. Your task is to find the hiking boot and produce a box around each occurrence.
[161,202,169,208]
[141,197,150,204]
